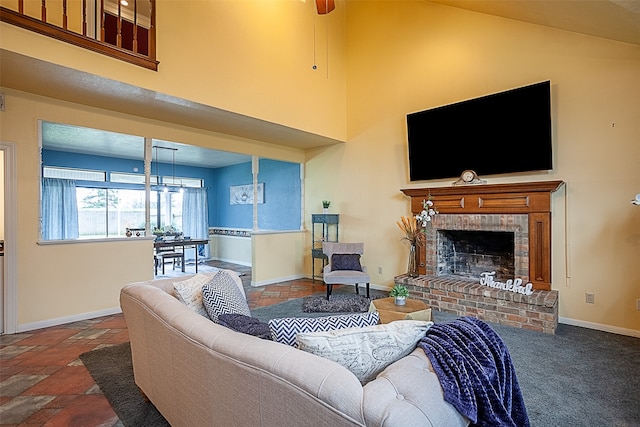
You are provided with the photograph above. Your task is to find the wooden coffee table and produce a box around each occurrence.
[371,297,432,324]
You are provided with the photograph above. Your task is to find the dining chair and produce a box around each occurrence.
[155,245,185,275]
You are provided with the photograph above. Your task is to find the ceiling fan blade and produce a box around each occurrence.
[316,0,335,14]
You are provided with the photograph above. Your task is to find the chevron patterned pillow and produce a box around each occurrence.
[268,311,380,346]
[202,270,251,323]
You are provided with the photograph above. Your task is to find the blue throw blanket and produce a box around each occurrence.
[418,317,529,427]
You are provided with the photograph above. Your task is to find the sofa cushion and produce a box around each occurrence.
[296,320,433,384]
[218,313,272,340]
[202,270,251,322]
[268,311,380,347]
[173,273,213,318]
[331,253,362,271]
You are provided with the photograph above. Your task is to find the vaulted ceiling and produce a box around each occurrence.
[430,0,640,47]
[2,0,639,167]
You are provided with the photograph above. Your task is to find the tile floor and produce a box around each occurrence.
[0,261,335,426]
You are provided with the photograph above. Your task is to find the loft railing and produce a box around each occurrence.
[0,0,158,71]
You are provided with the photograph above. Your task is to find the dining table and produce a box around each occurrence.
[154,238,209,273]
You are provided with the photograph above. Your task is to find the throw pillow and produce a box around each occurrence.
[331,253,362,271]
[173,273,214,318]
[202,270,251,323]
[296,320,433,384]
[217,313,272,340]
[268,311,379,347]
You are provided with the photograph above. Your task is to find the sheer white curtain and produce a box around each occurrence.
[42,178,79,240]
[182,188,210,262]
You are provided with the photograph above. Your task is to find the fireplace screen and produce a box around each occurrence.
[437,230,515,280]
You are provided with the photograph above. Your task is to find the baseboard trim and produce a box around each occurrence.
[17,307,123,333]
[251,274,306,287]
[211,256,251,267]
[251,274,389,289]
[559,316,640,338]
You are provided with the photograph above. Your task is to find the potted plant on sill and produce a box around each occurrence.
[389,284,409,306]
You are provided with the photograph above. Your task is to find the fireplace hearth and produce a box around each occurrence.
[396,274,559,333]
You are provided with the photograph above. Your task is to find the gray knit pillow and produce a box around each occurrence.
[202,270,251,323]
[331,253,362,271]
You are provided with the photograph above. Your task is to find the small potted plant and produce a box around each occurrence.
[389,284,409,306]
[322,200,331,213]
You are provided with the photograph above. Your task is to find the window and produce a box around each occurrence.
[151,190,183,233]
[69,186,188,239]
[110,171,157,185]
[75,188,144,238]
[44,166,106,182]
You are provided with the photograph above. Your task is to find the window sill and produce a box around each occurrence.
[38,236,155,245]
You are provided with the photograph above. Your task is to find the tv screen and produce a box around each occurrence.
[407,81,552,181]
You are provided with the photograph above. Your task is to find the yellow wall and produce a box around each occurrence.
[252,231,305,286]
[2,1,640,335]
[0,0,347,140]
[305,1,640,334]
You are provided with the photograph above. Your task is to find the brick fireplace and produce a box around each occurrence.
[399,181,564,333]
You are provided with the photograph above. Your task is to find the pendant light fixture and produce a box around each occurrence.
[153,145,180,193]
[171,148,184,194]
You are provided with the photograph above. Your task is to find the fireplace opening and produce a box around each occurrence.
[437,230,515,280]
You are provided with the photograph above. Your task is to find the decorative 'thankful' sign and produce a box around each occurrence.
[479,272,534,296]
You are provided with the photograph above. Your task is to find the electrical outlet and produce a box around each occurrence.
[378,267,383,274]
[585,293,595,304]
[0,94,5,111]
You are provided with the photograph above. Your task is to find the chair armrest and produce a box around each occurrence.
[324,265,367,274]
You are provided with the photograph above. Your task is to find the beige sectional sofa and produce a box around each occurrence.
[120,272,469,427]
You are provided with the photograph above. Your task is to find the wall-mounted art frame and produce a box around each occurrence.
[230,183,264,205]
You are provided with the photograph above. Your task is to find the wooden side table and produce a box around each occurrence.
[370,297,432,324]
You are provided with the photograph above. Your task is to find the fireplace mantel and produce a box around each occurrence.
[401,180,564,290]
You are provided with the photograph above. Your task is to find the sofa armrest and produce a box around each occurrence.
[120,281,366,426]
[363,348,469,426]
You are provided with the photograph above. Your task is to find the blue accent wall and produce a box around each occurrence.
[258,159,301,230]
[212,159,301,230]
[212,161,253,228]
[42,150,301,230]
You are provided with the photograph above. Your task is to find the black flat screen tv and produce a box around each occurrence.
[407,80,552,181]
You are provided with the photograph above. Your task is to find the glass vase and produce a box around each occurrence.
[407,243,419,277]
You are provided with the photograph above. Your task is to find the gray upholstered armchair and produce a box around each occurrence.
[322,242,370,300]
